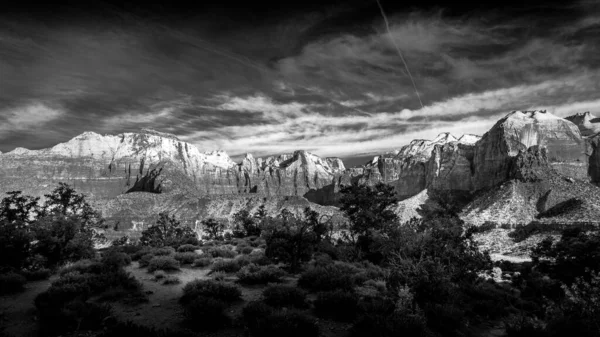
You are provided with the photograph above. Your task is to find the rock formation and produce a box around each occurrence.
[2,109,600,229]
[565,111,600,137]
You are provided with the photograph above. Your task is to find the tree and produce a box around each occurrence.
[0,219,33,270]
[42,183,104,227]
[202,218,225,240]
[532,227,600,285]
[339,182,399,237]
[0,191,41,224]
[139,213,198,248]
[232,209,261,237]
[31,215,95,267]
[263,208,323,271]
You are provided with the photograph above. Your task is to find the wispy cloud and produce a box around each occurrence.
[0,103,65,139]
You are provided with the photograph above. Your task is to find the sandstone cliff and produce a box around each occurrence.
[2,109,600,229]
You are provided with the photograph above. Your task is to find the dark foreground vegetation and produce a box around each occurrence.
[0,182,598,337]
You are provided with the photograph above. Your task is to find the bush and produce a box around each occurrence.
[314,290,360,321]
[174,252,198,264]
[180,279,241,304]
[162,275,180,285]
[177,244,199,252]
[242,302,319,337]
[139,212,199,248]
[192,257,212,268]
[154,270,166,280]
[183,296,230,331]
[37,298,113,336]
[0,272,27,294]
[138,253,155,268]
[102,251,132,268]
[248,252,273,266]
[298,264,356,291]
[210,259,242,273]
[131,247,156,261]
[207,247,237,258]
[154,246,175,256]
[147,256,180,272]
[237,264,285,285]
[21,268,52,281]
[262,285,307,308]
[240,246,254,255]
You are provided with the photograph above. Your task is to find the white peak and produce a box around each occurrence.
[507,110,562,122]
[458,134,481,145]
[7,147,32,155]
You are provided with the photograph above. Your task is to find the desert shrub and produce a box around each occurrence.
[183,296,230,331]
[162,275,180,285]
[234,253,253,266]
[174,252,197,264]
[131,247,156,261]
[237,264,285,285]
[210,258,242,273]
[180,279,241,304]
[314,289,360,321]
[211,271,227,281]
[350,305,431,337]
[248,252,273,266]
[138,253,155,268]
[207,247,237,258]
[154,270,166,280]
[177,244,199,252]
[139,213,198,248]
[192,257,212,268]
[262,285,307,308]
[35,247,147,336]
[147,256,180,272]
[101,250,132,268]
[154,246,175,256]
[298,264,356,291]
[0,272,27,294]
[240,246,254,255]
[36,298,112,336]
[242,302,319,337]
[21,267,52,281]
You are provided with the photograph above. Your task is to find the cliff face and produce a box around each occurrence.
[0,130,239,200]
[473,110,588,189]
[2,110,600,228]
[565,111,600,137]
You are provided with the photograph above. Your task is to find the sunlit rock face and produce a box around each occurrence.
[566,111,600,137]
[343,132,461,199]
[473,110,588,189]
[0,129,239,201]
[236,150,345,204]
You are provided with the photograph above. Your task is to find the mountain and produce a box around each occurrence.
[565,111,600,137]
[2,109,600,232]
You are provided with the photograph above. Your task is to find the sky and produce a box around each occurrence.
[1,0,600,166]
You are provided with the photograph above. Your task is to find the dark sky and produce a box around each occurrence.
[1,0,600,164]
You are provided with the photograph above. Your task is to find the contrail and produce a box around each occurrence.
[375,0,424,109]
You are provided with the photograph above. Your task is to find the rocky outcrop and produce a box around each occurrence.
[565,111,600,137]
[473,110,588,189]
